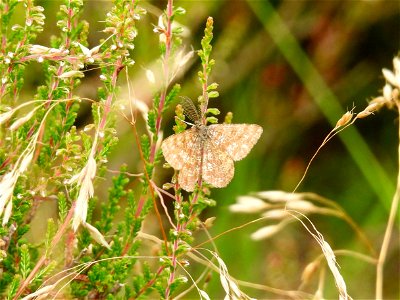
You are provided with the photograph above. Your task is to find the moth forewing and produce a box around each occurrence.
[207,124,263,161]
[161,128,199,170]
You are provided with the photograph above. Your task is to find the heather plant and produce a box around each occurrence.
[0,0,398,299]
[0,0,255,298]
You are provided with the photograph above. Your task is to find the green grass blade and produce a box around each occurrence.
[248,0,394,211]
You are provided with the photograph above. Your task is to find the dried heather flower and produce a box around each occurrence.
[18,148,34,173]
[71,155,97,231]
[72,184,90,231]
[21,284,55,300]
[199,290,211,300]
[2,197,13,226]
[58,70,84,79]
[78,43,100,63]
[0,172,17,223]
[0,148,33,221]
[0,144,35,224]
[9,110,35,131]
[0,109,14,124]
[83,222,110,249]
[29,44,51,54]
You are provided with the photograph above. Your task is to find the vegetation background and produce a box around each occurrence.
[3,0,400,298]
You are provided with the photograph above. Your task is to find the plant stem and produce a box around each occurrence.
[13,203,75,299]
[150,0,174,164]
[375,102,400,299]
[165,181,182,299]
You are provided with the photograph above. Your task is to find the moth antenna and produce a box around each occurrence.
[175,116,194,127]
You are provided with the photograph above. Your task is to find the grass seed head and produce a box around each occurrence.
[335,111,353,128]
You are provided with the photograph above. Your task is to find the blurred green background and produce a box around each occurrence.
[26,0,399,298]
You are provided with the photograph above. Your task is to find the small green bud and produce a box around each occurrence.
[172,27,183,35]
[207,82,219,91]
[208,91,219,98]
[206,108,220,115]
[174,7,186,15]
[224,112,233,124]
[206,116,218,124]
[197,71,205,82]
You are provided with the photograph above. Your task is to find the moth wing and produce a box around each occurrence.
[208,124,262,161]
[201,139,234,188]
[178,140,202,192]
[161,128,198,170]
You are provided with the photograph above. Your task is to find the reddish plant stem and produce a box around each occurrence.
[15,7,126,298]
[132,1,174,295]
[13,203,76,299]
[133,265,166,299]
[9,3,78,297]
[200,63,209,125]
[0,0,30,100]
[130,121,169,249]
[165,28,212,299]
[33,1,75,161]
[165,181,183,299]
[149,0,173,163]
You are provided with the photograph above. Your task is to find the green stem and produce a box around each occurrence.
[375,101,400,299]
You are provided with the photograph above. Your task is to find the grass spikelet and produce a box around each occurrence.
[289,212,349,300]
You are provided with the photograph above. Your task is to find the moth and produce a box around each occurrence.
[161,98,262,192]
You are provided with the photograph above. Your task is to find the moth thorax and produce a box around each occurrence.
[195,123,209,141]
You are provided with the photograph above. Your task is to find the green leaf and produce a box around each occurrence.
[164,84,181,113]
[208,91,219,98]
[45,219,56,254]
[174,7,186,16]
[147,109,156,134]
[172,27,183,35]
[206,108,220,115]
[207,82,219,91]
[58,192,68,222]
[140,134,150,161]
[19,245,31,280]
[5,275,20,300]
